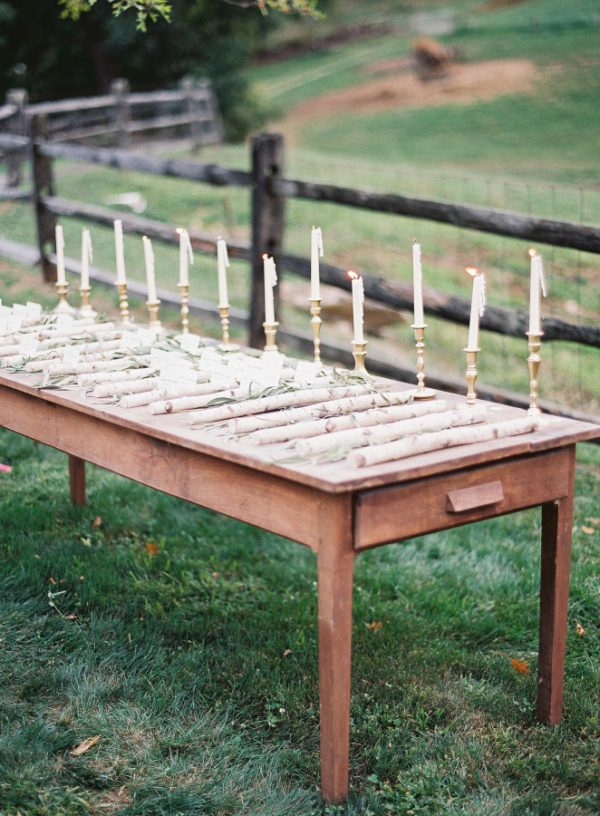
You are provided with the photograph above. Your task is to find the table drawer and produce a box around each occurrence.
[354,447,573,550]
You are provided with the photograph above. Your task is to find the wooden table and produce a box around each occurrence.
[1,369,598,802]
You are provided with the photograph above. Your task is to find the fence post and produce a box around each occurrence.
[30,114,57,282]
[5,88,28,187]
[111,78,130,148]
[180,76,201,151]
[249,133,285,349]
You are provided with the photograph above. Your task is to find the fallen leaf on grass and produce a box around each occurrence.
[70,735,100,756]
[92,516,103,528]
[145,541,159,556]
[581,526,595,535]
[49,577,57,585]
[0,463,12,473]
[367,621,383,633]
[65,614,78,621]
[511,658,530,675]
[283,649,292,657]
[576,622,585,637]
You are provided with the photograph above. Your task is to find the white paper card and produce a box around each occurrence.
[200,347,221,364]
[134,328,156,346]
[253,369,283,387]
[12,303,28,318]
[150,348,186,367]
[26,302,43,320]
[7,316,22,333]
[56,314,74,332]
[179,333,201,354]
[260,350,284,374]
[120,332,141,350]
[294,360,323,385]
[159,364,197,384]
[18,335,39,355]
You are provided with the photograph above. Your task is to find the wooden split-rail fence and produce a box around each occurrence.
[0,122,598,424]
[0,79,222,186]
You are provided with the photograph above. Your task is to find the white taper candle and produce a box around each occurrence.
[466,267,485,349]
[55,225,66,285]
[81,228,92,290]
[528,250,546,334]
[263,255,277,324]
[114,220,126,284]
[310,226,323,300]
[412,241,424,326]
[177,228,193,287]
[349,271,364,343]
[217,237,230,308]
[143,236,157,303]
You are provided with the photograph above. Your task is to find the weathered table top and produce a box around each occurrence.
[1,369,598,494]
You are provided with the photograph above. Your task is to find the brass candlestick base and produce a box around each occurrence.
[146,299,162,334]
[309,298,322,363]
[464,347,479,405]
[219,305,239,350]
[412,324,436,400]
[352,339,369,376]
[178,283,190,334]
[116,282,132,325]
[78,287,97,319]
[263,320,279,352]
[53,281,75,315]
[526,332,543,416]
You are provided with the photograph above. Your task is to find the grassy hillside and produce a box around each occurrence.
[251,0,600,182]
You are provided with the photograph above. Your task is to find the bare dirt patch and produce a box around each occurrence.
[285,58,538,126]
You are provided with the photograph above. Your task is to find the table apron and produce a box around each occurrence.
[0,385,324,549]
[354,447,572,550]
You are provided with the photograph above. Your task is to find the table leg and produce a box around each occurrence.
[537,446,575,724]
[68,454,86,505]
[317,495,354,803]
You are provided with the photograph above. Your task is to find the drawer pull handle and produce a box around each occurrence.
[446,481,504,513]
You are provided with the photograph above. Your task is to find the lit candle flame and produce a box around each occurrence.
[528,248,537,258]
[348,270,359,280]
[262,253,269,260]
[465,266,479,278]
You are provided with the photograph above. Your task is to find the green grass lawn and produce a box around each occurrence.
[1,423,599,814]
[250,0,600,183]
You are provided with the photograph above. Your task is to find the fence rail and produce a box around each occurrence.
[0,80,223,187]
[39,141,251,186]
[0,122,599,423]
[275,178,600,254]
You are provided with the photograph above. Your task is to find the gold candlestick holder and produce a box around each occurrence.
[352,339,369,376]
[263,320,279,352]
[178,283,190,334]
[412,324,436,400]
[218,305,240,350]
[116,282,131,325]
[464,347,479,405]
[526,332,543,416]
[78,286,96,319]
[146,299,162,334]
[309,297,322,363]
[53,280,75,315]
